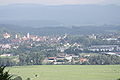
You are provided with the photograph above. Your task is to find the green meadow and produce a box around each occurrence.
[8,65,120,80]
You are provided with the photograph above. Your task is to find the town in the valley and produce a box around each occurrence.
[0,32,120,65]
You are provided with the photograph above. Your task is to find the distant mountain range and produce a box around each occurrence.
[0,24,120,36]
[0,4,120,27]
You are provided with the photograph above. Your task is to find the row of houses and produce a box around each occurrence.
[0,54,12,57]
[88,45,120,52]
[43,53,88,64]
[0,44,11,49]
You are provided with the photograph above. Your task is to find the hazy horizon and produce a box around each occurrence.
[0,0,120,6]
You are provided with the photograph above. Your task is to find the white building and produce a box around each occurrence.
[3,33,11,39]
[65,55,72,62]
[27,33,30,38]
[89,45,119,52]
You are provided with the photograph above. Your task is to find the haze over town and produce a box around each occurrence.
[0,0,120,80]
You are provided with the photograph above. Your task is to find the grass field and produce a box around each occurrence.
[7,65,120,80]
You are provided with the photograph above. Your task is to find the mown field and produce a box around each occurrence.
[8,65,120,80]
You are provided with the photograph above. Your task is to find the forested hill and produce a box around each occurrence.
[0,26,11,37]
[0,24,120,36]
[0,24,16,37]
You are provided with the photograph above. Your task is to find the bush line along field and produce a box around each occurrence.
[8,65,120,80]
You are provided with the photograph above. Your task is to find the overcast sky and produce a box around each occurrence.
[0,0,120,5]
